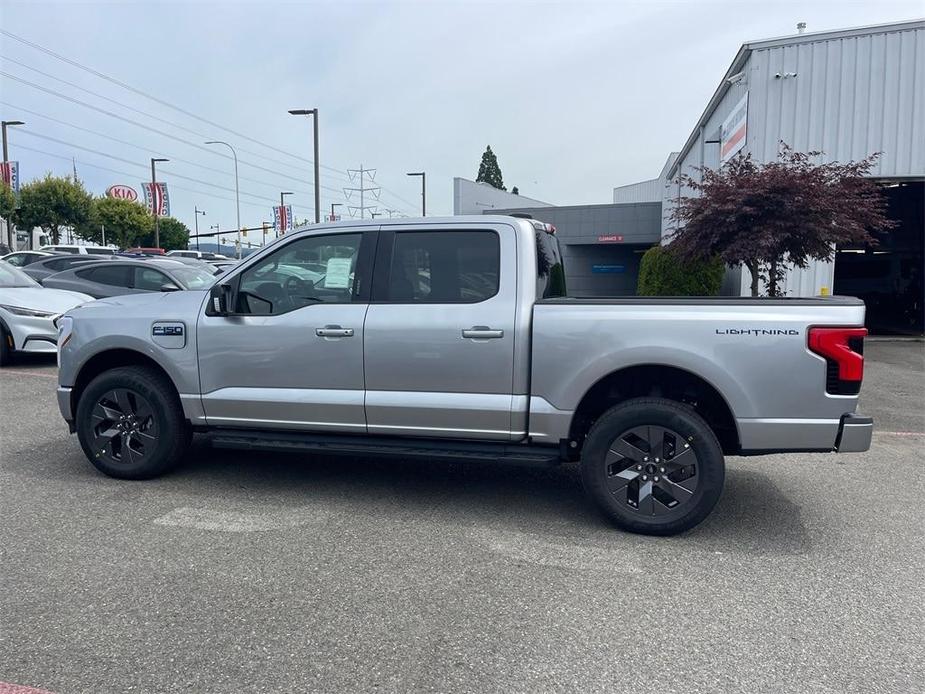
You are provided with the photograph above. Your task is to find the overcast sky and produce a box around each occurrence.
[1,0,922,240]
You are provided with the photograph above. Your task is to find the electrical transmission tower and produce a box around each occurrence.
[344,165,381,219]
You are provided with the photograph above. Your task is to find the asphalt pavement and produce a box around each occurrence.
[1,341,923,694]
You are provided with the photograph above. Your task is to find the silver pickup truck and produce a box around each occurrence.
[55,216,872,535]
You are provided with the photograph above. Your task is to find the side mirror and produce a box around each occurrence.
[207,283,234,315]
[160,283,180,292]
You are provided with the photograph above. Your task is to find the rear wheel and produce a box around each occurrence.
[580,397,725,535]
[75,366,189,479]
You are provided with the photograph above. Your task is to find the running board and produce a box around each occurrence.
[209,429,562,467]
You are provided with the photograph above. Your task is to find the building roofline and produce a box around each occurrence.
[667,18,925,179]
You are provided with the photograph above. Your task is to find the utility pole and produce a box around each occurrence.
[344,165,380,219]
[194,206,206,251]
[288,109,321,224]
[205,141,242,258]
[406,171,426,216]
[150,157,168,249]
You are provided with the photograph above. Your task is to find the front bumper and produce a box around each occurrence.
[6,314,58,353]
[835,413,873,453]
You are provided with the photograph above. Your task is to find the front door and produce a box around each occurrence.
[197,229,375,432]
[363,224,518,440]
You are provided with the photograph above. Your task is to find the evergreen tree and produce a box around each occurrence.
[476,146,506,191]
[511,186,519,195]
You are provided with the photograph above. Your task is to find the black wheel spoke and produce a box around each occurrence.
[605,423,700,518]
[90,387,158,466]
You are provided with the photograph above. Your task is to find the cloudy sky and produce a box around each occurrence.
[1,0,921,240]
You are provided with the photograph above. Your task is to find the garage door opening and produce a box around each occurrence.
[834,180,924,335]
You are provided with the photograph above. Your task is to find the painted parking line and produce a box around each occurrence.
[0,370,58,379]
[0,683,59,694]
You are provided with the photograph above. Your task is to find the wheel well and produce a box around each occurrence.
[72,349,180,416]
[568,365,740,455]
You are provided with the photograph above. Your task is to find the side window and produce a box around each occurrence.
[45,258,71,271]
[78,265,131,287]
[535,230,567,299]
[387,231,499,303]
[5,254,27,266]
[134,267,174,291]
[236,232,362,315]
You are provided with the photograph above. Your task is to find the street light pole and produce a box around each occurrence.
[194,206,206,251]
[288,108,321,224]
[205,140,242,258]
[406,171,426,216]
[280,191,293,208]
[150,157,169,249]
[1,120,24,250]
[330,203,342,222]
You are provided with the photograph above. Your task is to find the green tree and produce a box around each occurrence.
[511,186,519,195]
[84,196,152,249]
[637,245,725,296]
[137,216,190,251]
[0,181,16,249]
[15,174,92,245]
[476,146,506,190]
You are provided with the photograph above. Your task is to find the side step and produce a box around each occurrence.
[209,429,563,467]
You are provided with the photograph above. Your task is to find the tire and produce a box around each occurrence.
[0,323,12,367]
[75,366,190,479]
[580,397,725,536]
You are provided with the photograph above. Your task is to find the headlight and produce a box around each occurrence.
[0,304,56,318]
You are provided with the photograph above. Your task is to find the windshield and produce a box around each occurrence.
[170,265,217,290]
[0,261,41,288]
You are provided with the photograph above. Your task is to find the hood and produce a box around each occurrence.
[79,289,209,316]
[0,287,93,314]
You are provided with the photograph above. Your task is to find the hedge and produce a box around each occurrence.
[637,244,725,296]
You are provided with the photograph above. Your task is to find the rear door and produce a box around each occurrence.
[363,223,518,440]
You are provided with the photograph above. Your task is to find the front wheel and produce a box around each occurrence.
[75,366,190,479]
[580,397,725,535]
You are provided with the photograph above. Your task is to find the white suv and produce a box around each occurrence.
[41,245,117,255]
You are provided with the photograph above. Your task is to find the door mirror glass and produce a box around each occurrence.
[159,282,180,292]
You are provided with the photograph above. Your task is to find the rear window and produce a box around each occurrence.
[535,230,566,299]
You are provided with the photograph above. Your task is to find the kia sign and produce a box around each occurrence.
[106,184,139,201]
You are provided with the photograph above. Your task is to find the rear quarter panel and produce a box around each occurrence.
[530,299,867,450]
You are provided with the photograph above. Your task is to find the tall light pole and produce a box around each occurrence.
[280,191,293,207]
[205,140,242,258]
[210,223,221,253]
[330,203,342,222]
[1,120,24,250]
[288,108,320,224]
[194,206,206,251]
[406,171,426,216]
[150,157,169,249]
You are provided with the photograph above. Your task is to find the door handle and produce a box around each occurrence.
[316,325,354,338]
[462,326,504,339]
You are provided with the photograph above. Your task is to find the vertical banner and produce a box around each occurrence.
[720,92,748,162]
[273,204,293,233]
[142,182,171,216]
[0,161,20,193]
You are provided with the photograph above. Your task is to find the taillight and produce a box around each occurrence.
[808,327,867,395]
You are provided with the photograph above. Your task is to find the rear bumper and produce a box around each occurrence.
[835,413,873,453]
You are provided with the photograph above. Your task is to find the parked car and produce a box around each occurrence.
[167,250,229,261]
[54,216,873,535]
[43,258,216,299]
[0,261,92,366]
[23,254,112,283]
[1,250,59,267]
[40,244,117,255]
[153,255,220,275]
[124,247,166,256]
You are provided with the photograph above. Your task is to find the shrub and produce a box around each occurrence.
[637,244,725,296]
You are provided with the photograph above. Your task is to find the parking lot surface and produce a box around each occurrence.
[1,341,923,694]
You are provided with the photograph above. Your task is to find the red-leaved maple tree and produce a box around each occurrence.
[667,144,894,296]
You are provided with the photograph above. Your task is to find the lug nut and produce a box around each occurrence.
[636,465,642,471]
[684,443,690,448]
[654,476,660,482]
[660,467,666,473]
[655,458,660,463]
[642,475,648,481]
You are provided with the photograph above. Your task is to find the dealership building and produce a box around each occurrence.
[456,19,924,333]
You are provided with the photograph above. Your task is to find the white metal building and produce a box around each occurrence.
[641,18,924,332]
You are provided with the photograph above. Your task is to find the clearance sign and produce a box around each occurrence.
[720,92,748,162]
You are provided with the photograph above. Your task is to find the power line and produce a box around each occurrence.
[0,30,420,209]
